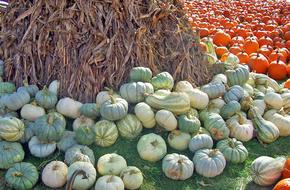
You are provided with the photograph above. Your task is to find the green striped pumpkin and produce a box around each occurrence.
[116,114,143,139]
[0,141,25,169]
[145,90,190,115]
[129,67,152,82]
[75,125,95,145]
[151,72,174,90]
[93,120,119,147]
[0,117,24,142]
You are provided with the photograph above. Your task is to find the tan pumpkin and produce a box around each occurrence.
[56,97,82,119]
[175,81,194,92]
[72,116,94,131]
[155,110,177,131]
[264,92,283,110]
[264,109,290,136]
[20,103,45,121]
[167,130,191,151]
[186,89,209,110]
[42,161,68,188]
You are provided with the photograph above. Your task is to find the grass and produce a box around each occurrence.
[0,125,289,190]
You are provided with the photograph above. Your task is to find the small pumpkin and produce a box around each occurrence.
[57,131,77,152]
[185,89,209,110]
[65,145,95,165]
[178,110,200,133]
[220,101,241,120]
[17,80,39,98]
[0,117,24,142]
[35,86,58,109]
[119,82,154,104]
[93,120,119,147]
[155,110,177,131]
[264,92,283,110]
[137,133,167,162]
[3,90,30,111]
[72,116,94,131]
[67,161,97,190]
[193,149,226,178]
[120,166,143,190]
[20,102,45,121]
[273,178,290,190]
[116,114,143,139]
[20,120,35,143]
[175,81,194,92]
[34,112,66,142]
[80,103,100,119]
[75,124,95,145]
[201,82,226,99]
[48,80,60,95]
[162,153,194,180]
[264,109,290,136]
[134,102,156,128]
[216,138,248,163]
[225,64,250,87]
[100,96,128,121]
[129,66,152,82]
[0,141,24,169]
[0,82,16,95]
[250,156,286,186]
[28,136,56,158]
[223,85,244,103]
[96,88,121,106]
[151,72,174,90]
[268,58,288,80]
[95,175,124,190]
[56,97,82,119]
[97,153,127,176]
[5,162,39,190]
[188,134,213,153]
[167,130,191,151]
[42,161,68,188]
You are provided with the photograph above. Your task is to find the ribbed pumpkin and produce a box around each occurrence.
[151,72,174,90]
[80,103,100,119]
[20,102,46,121]
[96,88,121,106]
[97,153,127,176]
[226,113,254,142]
[129,66,152,82]
[273,178,290,190]
[250,107,279,143]
[264,109,290,137]
[225,65,249,87]
[178,110,200,133]
[0,141,24,169]
[57,131,77,152]
[188,134,213,153]
[248,53,269,74]
[34,112,66,142]
[20,120,35,143]
[42,161,68,188]
[65,145,95,165]
[155,110,177,131]
[252,73,281,92]
[5,162,39,190]
[134,102,156,128]
[220,101,241,120]
[201,112,230,140]
[0,117,24,141]
[35,86,58,109]
[175,81,194,92]
[93,120,119,147]
[3,90,30,111]
[268,58,288,80]
[0,82,16,95]
[100,97,128,121]
[167,130,191,151]
[72,116,94,131]
[116,114,143,139]
[119,82,154,104]
[223,85,244,103]
[67,161,97,190]
[56,97,82,119]
[264,92,283,110]
[17,80,39,97]
[250,156,286,186]
[162,153,194,180]
[243,84,254,97]
[120,166,143,190]
[28,136,56,158]
[75,125,95,145]
[216,138,248,163]
[137,133,167,162]
[95,175,124,190]
[211,74,227,84]
[201,82,226,99]
[193,149,226,178]
[145,90,190,115]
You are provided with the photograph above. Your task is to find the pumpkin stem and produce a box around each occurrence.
[104,87,114,95]
[171,130,181,136]
[237,112,245,124]
[278,107,286,116]
[151,140,159,147]
[107,175,115,183]
[109,95,116,104]
[23,78,29,86]
[228,138,236,148]
[47,114,54,125]
[208,149,219,157]
[65,170,87,190]
[12,172,23,177]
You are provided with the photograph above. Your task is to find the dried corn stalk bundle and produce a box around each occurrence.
[0,0,210,102]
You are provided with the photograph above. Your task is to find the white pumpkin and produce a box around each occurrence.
[56,97,82,119]
[97,153,127,176]
[137,133,167,162]
[95,175,124,190]
[155,110,177,131]
[226,113,254,142]
[42,161,68,188]
[96,89,120,106]
[167,130,191,151]
[211,74,227,84]
[162,153,194,180]
[48,80,60,95]
[264,92,283,110]
[175,81,194,92]
[28,136,56,158]
[209,98,226,109]
[282,92,290,110]
[120,166,143,190]
[250,156,286,186]
[243,84,254,96]
[188,134,213,153]
[249,99,266,117]
[72,116,94,131]
[264,109,290,136]
[134,102,156,128]
[186,89,209,110]
[20,103,45,121]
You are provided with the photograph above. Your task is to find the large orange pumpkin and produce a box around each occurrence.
[248,53,269,73]
[268,58,287,80]
[215,46,229,58]
[244,38,259,55]
[282,158,290,179]
[213,30,232,46]
[236,51,249,64]
[273,178,290,190]
[268,51,287,63]
[258,36,273,47]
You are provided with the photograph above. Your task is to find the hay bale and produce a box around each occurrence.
[0,0,211,102]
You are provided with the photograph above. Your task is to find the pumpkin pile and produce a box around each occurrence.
[0,59,289,189]
[183,0,290,81]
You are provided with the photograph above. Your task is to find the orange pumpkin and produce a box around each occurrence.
[248,53,269,73]
[268,58,287,80]
[215,46,229,58]
[285,30,290,41]
[273,178,290,190]
[244,38,259,55]
[258,46,272,58]
[268,50,287,63]
[237,51,249,64]
[282,158,290,179]
[285,79,290,89]
[229,45,241,55]
[213,30,232,46]
[258,36,273,47]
